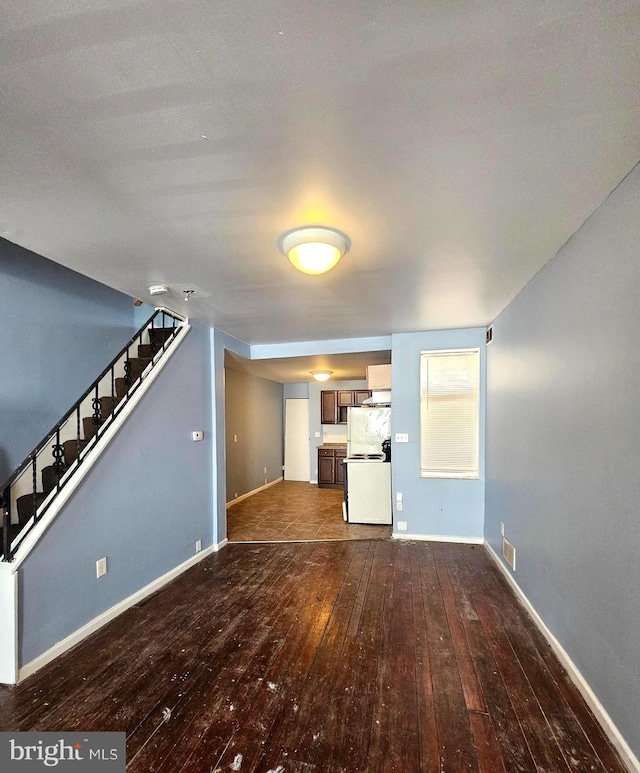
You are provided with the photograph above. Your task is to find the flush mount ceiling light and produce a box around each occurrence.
[311,370,333,382]
[148,284,169,296]
[279,226,350,275]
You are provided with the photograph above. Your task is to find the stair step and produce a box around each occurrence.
[0,522,27,548]
[149,327,176,347]
[114,378,129,398]
[63,438,89,465]
[137,340,171,358]
[99,395,122,418]
[16,492,48,522]
[82,414,108,440]
[42,464,70,494]
[126,357,152,381]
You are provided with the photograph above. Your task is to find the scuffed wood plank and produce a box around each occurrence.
[418,543,479,772]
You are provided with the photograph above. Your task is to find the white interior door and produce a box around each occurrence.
[284,399,310,481]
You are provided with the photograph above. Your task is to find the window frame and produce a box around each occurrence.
[419,347,480,480]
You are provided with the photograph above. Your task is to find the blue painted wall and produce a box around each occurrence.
[19,323,213,666]
[485,164,640,759]
[391,328,486,539]
[0,238,146,482]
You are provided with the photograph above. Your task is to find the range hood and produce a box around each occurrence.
[361,390,391,406]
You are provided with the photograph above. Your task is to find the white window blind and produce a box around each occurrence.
[420,349,479,479]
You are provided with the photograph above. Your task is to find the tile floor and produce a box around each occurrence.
[227,480,392,542]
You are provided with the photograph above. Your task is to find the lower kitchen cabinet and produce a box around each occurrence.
[318,446,346,489]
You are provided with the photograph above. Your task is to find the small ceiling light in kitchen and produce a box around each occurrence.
[279,226,349,275]
[311,370,333,382]
[183,289,197,302]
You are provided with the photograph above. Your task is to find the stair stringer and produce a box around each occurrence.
[0,323,190,684]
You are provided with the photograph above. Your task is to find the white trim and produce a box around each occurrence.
[7,324,191,571]
[485,543,640,773]
[226,477,283,507]
[392,532,484,545]
[0,563,18,684]
[16,542,221,683]
[215,538,228,551]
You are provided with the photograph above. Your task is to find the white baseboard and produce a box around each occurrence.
[226,477,283,507]
[215,538,228,551]
[392,532,484,545]
[486,543,640,773]
[16,543,220,683]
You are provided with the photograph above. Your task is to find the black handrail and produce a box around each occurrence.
[0,307,185,562]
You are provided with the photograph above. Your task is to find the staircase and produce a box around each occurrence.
[1,314,185,561]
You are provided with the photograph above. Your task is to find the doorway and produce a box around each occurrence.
[284,398,310,481]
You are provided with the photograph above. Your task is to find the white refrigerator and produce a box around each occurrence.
[343,406,392,524]
[346,406,391,458]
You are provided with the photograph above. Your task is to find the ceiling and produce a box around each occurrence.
[225,348,391,384]
[2,1,639,357]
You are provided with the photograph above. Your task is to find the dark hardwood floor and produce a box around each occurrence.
[0,540,627,772]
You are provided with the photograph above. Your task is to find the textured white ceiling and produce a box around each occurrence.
[1,0,639,349]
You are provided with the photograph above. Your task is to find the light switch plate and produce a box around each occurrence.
[192,430,204,441]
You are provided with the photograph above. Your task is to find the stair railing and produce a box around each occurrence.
[0,308,186,562]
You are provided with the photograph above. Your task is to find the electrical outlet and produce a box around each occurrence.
[96,557,108,578]
[397,501,403,511]
[397,521,408,532]
[234,491,238,498]
[264,478,268,485]
[195,540,202,553]
[233,434,238,443]
[264,466,267,474]
[500,521,505,536]
[395,433,409,443]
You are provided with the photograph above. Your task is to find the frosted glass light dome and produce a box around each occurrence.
[279,227,350,275]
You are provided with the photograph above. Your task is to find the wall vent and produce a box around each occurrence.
[486,324,494,345]
[502,537,516,571]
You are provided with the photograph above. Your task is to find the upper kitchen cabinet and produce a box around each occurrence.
[321,390,338,424]
[321,390,371,424]
[366,364,391,390]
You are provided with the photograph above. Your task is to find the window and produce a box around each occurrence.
[420,349,479,479]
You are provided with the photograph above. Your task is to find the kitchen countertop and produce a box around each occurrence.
[317,443,347,449]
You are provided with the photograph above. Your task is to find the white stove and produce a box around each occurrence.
[343,459,392,524]
[344,453,385,463]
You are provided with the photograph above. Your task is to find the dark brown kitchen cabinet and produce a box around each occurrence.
[335,448,346,485]
[354,390,371,405]
[318,446,346,489]
[337,390,355,407]
[320,390,338,424]
[321,390,372,424]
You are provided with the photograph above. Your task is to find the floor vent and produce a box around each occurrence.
[502,537,516,571]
